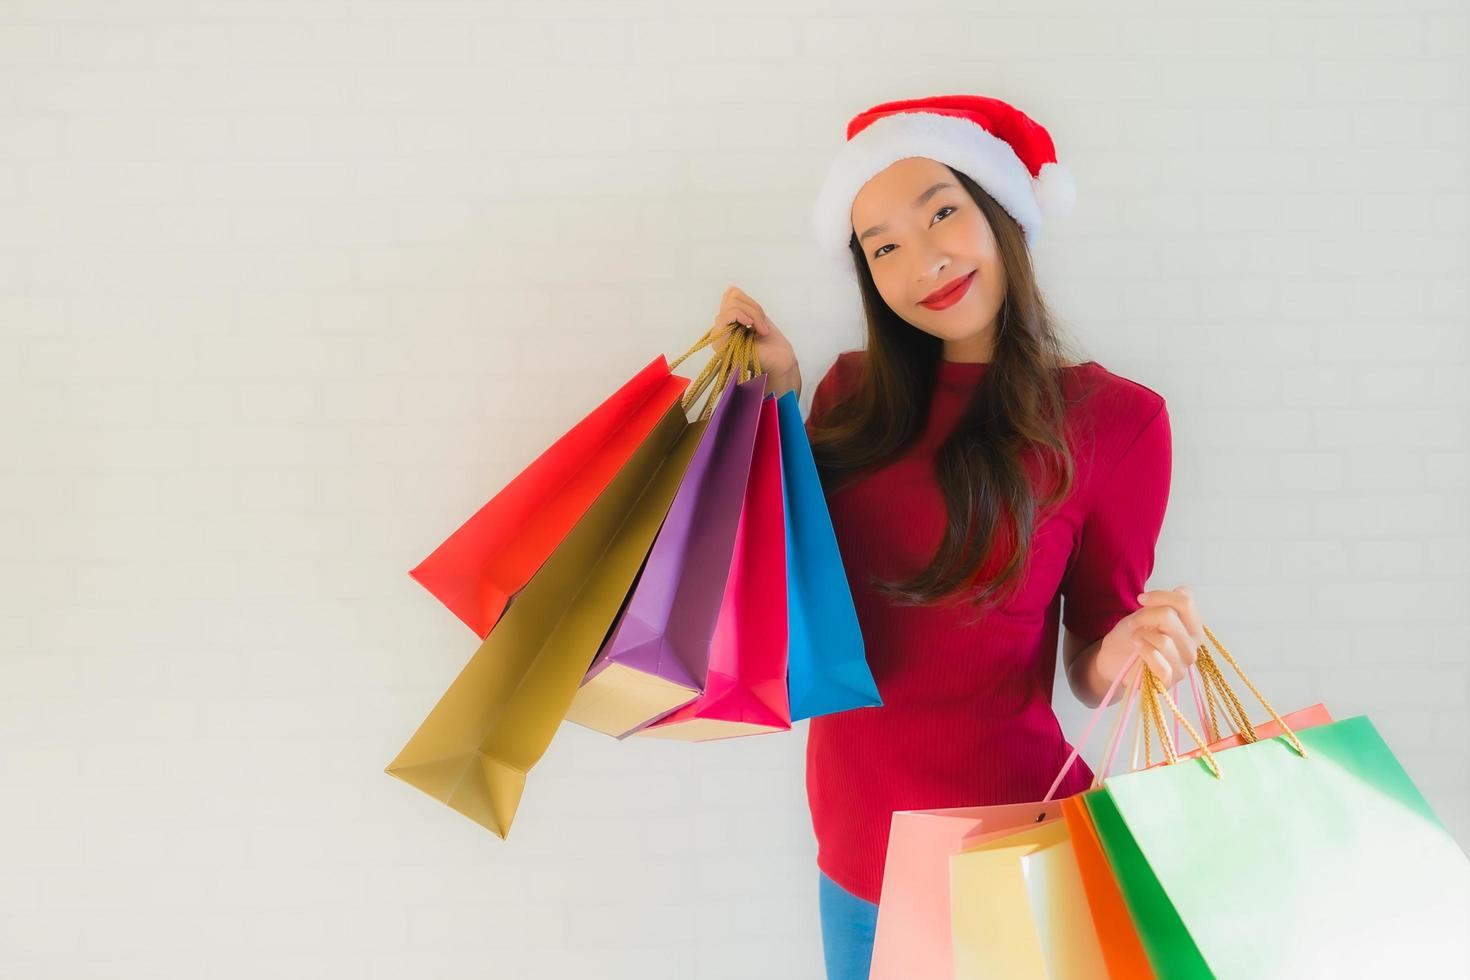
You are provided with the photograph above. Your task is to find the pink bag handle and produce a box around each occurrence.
[1043,648,1142,802]
[1043,647,1218,803]
[1096,660,1144,785]
[1187,665,1208,739]
[1172,675,1183,753]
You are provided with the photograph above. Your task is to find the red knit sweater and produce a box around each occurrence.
[802,350,1172,904]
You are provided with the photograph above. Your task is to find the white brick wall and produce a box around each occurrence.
[1,2,1465,977]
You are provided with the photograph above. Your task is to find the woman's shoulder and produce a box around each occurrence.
[831,347,867,378]
[1064,361,1169,471]
[1066,360,1167,424]
[812,348,867,400]
[804,348,866,427]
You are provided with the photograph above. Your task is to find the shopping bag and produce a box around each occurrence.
[636,388,792,740]
[1060,794,1154,980]
[779,384,881,720]
[870,801,1067,980]
[1088,628,1470,978]
[563,371,767,739]
[934,658,1152,980]
[409,354,690,638]
[384,394,702,837]
[1066,703,1336,979]
[1021,835,1110,979]
[878,616,1321,980]
[949,819,1107,980]
[868,644,1151,980]
[1093,715,1470,978]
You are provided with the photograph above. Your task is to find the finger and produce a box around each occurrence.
[723,288,771,331]
[734,300,773,336]
[1134,625,1181,687]
[1172,584,1205,651]
[724,302,761,331]
[1134,629,1178,687]
[747,303,773,336]
[725,285,766,320]
[1135,588,1181,612]
[1154,609,1196,671]
[741,309,773,338]
[1133,604,1196,667]
[1138,586,1205,652]
[726,287,762,315]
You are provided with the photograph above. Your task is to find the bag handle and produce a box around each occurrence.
[1138,664,1222,775]
[1092,655,1147,787]
[1044,621,1308,799]
[1043,646,1144,801]
[1046,638,1211,801]
[668,323,764,422]
[1174,625,1307,757]
[1139,623,1310,771]
[730,325,763,385]
[1097,658,1214,785]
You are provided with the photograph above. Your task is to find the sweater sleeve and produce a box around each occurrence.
[1059,400,1173,643]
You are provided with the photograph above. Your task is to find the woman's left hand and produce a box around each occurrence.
[1096,584,1207,690]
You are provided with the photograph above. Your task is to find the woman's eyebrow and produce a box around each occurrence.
[857,181,957,241]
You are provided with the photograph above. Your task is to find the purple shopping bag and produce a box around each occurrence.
[563,374,767,738]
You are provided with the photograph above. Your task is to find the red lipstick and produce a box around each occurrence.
[919,271,975,310]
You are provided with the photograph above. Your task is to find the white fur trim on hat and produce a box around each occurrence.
[1032,161,1076,221]
[811,111,1056,271]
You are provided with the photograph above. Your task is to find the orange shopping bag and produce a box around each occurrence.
[1060,794,1153,978]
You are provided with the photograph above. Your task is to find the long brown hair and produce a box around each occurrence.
[808,165,1094,626]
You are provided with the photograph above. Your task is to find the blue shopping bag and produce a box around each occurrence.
[775,388,882,720]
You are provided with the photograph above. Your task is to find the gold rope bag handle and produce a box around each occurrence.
[667,322,764,422]
[1174,625,1309,753]
[1139,663,1223,777]
[1196,624,1308,757]
[1195,646,1259,744]
[1140,622,1309,775]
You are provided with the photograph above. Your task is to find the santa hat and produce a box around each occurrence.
[810,94,1075,272]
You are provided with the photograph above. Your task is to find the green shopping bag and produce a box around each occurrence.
[1087,627,1470,979]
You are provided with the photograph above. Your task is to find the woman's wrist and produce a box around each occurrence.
[1069,634,1132,710]
[768,363,802,399]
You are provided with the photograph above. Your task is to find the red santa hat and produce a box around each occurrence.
[810,93,1076,272]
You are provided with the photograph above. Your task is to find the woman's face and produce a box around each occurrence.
[850,156,1008,358]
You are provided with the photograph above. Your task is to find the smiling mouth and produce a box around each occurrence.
[920,271,975,308]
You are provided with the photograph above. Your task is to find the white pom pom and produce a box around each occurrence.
[1032,162,1076,219]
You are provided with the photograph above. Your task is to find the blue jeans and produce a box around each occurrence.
[818,869,879,980]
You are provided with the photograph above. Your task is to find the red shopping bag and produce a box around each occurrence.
[409,355,689,638]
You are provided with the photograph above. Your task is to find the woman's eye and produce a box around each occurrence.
[872,206,956,259]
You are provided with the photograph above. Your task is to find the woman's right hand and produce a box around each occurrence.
[706,285,800,396]
[1095,585,1205,692]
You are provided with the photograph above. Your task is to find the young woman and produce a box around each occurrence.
[708,94,1206,980]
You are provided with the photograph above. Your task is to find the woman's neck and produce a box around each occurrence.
[941,328,996,364]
